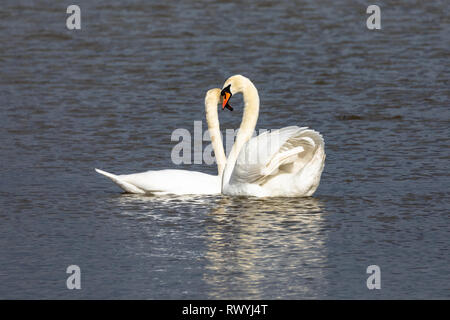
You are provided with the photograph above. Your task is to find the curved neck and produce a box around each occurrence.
[222,78,260,189]
[205,90,227,177]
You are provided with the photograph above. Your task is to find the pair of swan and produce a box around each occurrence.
[95,75,325,197]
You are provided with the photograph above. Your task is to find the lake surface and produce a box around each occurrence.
[0,0,449,299]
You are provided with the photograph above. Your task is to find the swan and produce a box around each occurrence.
[95,88,227,195]
[219,75,326,197]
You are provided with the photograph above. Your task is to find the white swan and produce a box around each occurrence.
[220,75,326,197]
[95,88,227,195]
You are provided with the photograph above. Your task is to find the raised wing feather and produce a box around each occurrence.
[230,126,324,185]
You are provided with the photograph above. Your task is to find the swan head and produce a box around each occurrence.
[220,75,252,111]
[220,85,233,111]
[205,88,222,107]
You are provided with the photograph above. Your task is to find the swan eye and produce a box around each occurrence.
[221,84,231,97]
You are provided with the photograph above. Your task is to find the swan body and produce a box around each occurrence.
[220,75,325,197]
[95,168,221,195]
[96,88,226,195]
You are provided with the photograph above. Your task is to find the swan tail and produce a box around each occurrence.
[94,168,146,194]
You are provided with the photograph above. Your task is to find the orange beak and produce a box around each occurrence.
[222,92,231,110]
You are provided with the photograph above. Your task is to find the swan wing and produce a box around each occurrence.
[230,126,324,185]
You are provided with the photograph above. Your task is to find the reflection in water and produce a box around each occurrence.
[111,194,328,299]
[203,197,328,299]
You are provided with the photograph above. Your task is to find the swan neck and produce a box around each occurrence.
[222,79,259,189]
[205,92,227,177]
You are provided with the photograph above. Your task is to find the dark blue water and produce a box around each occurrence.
[0,0,449,299]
